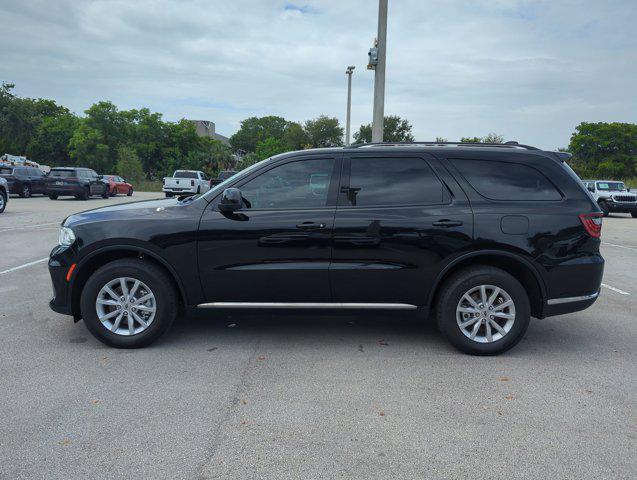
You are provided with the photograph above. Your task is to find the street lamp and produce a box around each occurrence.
[345,65,355,146]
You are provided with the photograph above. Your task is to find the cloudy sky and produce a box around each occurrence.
[1,0,635,149]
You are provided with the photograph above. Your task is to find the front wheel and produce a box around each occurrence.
[165,192,173,198]
[127,188,133,196]
[435,266,530,355]
[0,190,6,213]
[110,187,118,197]
[631,210,637,218]
[101,188,109,199]
[48,194,58,200]
[599,201,610,217]
[80,259,178,348]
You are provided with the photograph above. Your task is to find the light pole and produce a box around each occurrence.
[345,66,355,146]
[371,0,388,142]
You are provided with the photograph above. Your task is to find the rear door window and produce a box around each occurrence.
[453,159,561,201]
[50,170,76,178]
[340,157,445,207]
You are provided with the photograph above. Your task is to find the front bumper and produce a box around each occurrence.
[607,201,637,213]
[48,244,77,317]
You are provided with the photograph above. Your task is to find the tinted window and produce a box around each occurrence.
[240,158,334,209]
[50,170,76,178]
[0,167,14,175]
[454,159,561,201]
[174,171,198,179]
[342,157,444,207]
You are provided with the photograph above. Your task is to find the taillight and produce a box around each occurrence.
[191,179,195,186]
[579,213,603,238]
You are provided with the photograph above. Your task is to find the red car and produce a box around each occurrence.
[104,175,133,196]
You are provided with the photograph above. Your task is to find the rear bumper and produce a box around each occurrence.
[543,290,600,317]
[163,186,196,194]
[46,185,84,196]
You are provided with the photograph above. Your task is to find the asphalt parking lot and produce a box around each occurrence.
[1,194,635,479]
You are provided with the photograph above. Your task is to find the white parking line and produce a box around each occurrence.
[0,257,48,275]
[0,222,60,232]
[601,283,631,296]
[602,242,637,252]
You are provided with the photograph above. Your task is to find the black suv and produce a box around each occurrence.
[48,143,604,354]
[0,165,48,197]
[46,167,110,200]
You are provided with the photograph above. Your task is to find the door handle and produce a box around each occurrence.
[296,222,326,230]
[432,219,463,228]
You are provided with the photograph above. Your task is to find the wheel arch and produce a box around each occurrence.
[427,250,547,318]
[70,246,187,321]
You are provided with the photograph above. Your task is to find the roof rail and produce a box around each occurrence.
[346,141,541,151]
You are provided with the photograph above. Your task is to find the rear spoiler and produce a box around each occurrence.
[548,151,572,162]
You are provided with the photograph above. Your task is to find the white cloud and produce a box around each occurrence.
[0,0,635,149]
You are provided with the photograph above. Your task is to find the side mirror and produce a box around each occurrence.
[587,186,595,192]
[218,188,243,213]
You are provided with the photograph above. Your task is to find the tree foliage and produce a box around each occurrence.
[460,133,505,143]
[568,122,637,179]
[353,115,414,144]
[116,146,145,182]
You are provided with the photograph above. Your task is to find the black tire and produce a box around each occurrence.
[110,187,118,197]
[165,192,173,198]
[599,201,610,217]
[631,210,637,218]
[79,187,90,200]
[80,259,178,348]
[48,194,58,200]
[196,186,201,194]
[101,187,109,199]
[435,266,531,355]
[20,183,32,198]
[127,188,133,197]
[0,190,6,213]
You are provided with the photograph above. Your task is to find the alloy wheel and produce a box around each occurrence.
[456,284,516,343]
[95,277,157,336]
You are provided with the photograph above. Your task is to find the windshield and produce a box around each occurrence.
[49,170,76,178]
[174,171,198,179]
[597,182,625,191]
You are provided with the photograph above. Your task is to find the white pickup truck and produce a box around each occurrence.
[163,170,211,197]
[583,179,637,217]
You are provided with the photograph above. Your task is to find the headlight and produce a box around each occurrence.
[59,226,76,246]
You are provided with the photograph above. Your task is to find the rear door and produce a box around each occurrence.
[330,152,473,306]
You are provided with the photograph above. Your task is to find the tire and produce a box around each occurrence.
[165,192,173,198]
[127,188,133,197]
[0,190,6,213]
[48,194,58,200]
[599,201,610,217]
[196,186,201,194]
[435,266,531,355]
[110,187,118,197]
[80,259,178,348]
[20,183,32,198]
[79,187,90,200]
[631,210,637,218]
[101,187,109,199]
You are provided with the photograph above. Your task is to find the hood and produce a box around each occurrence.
[63,197,184,227]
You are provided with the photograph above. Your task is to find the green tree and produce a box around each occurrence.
[255,137,288,160]
[26,113,78,166]
[229,116,288,153]
[283,121,310,150]
[568,122,637,179]
[68,121,111,172]
[115,146,144,182]
[304,115,344,148]
[352,115,414,144]
[460,133,504,143]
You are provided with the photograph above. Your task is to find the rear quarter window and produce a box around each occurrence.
[453,158,562,201]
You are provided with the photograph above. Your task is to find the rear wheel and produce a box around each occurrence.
[435,266,531,355]
[599,201,610,217]
[79,187,90,200]
[110,187,118,197]
[0,190,6,213]
[165,192,173,198]
[101,187,109,199]
[196,186,201,194]
[48,194,58,200]
[80,259,178,348]
[20,183,32,198]
[631,210,637,218]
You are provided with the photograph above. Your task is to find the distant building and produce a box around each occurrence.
[189,120,230,145]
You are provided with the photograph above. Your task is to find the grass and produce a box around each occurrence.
[134,179,163,192]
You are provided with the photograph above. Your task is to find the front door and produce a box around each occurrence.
[197,155,340,303]
[331,153,473,306]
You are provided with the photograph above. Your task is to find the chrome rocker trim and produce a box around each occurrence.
[546,291,599,305]
[197,302,417,310]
